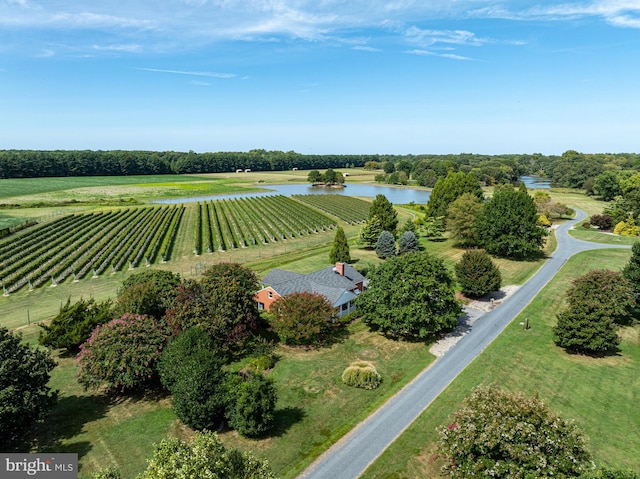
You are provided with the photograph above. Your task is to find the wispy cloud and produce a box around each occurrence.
[405,49,473,60]
[136,67,236,79]
[472,1,640,29]
[352,45,382,52]
[93,43,142,53]
[404,26,489,47]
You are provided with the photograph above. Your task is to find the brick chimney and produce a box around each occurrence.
[335,262,345,276]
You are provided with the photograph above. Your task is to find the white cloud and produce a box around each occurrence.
[352,45,381,52]
[136,67,236,78]
[405,49,472,60]
[404,26,489,47]
[93,43,142,53]
[472,1,640,28]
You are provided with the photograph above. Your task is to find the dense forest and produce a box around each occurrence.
[1,149,639,189]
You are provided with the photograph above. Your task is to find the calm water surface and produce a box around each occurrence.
[155,176,549,205]
[155,183,432,204]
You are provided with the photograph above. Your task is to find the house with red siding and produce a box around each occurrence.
[253,262,366,317]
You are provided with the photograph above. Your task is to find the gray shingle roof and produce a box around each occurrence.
[261,263,364,307]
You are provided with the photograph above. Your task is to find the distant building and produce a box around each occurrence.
[253,262,366,317]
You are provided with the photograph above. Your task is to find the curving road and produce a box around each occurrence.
[298,210,630,479]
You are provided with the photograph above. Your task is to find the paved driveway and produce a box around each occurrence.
[298,210,631,479]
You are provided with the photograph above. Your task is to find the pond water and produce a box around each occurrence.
[154,176,549,205]
[155,183,432,205]
[520,176,551,189]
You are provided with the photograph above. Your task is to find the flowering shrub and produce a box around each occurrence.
[437,385,591,479]
[77,314,167,392]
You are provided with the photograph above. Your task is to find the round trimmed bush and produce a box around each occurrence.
[341,361,381,390]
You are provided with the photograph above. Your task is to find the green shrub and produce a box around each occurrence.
[39,298,113,352]
[225,372,277,438]
[93,468,122,479]
[246,354,276,373]
[455,249,502,299]
[341,361,382,390]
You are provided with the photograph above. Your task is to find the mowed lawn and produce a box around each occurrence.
[361,248,640,479]
[18,321,436,479]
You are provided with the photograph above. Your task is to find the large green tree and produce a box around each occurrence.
[594,171,622,201]
[554,270,634,354]
[427,171,483,218]
[39,297,113,352]
[166,262,260,357]
[476,185,547,258]
[158,327,228,430]
[114,269,182,320]
[329,226,350,263]
[0,327,58,447]
[136,430,277,479]
[368,194,398,235]
[354,252,461,340]
[455,249,501,298]
[437,385,591,479]
[446,192,484,247]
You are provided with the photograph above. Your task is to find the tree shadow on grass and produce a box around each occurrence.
[268,406,305,438]
[15,394,111,459]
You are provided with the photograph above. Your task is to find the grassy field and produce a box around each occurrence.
[360,248,640,478]
[3,173,636,478]
[0,174,271,207]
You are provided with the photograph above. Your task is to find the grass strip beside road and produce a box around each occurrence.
[360,248,639,478]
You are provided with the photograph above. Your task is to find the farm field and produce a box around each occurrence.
[2,172,636,478]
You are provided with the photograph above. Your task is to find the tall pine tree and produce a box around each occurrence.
[369,194,398,236]
[329,226,351,263]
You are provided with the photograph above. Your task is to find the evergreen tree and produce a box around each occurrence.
[476,185,547,258]
[329,226,350,263]
[399,216,417,235]
[398,231,419,255]
[369,194,398,235]
[455,250,501,298]
[359,215,384,248]
[375,231,397,258]
[622,241,640,311]
[39,297,113,352]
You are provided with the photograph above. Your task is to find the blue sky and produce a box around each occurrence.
[1,1,639,154]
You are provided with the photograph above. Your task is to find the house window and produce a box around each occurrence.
[268,291,273,299]
[341,303,348,311]
[257,302,265,310]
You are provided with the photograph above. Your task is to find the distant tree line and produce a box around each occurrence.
[2,148,638,183]
[0,149,375,178]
